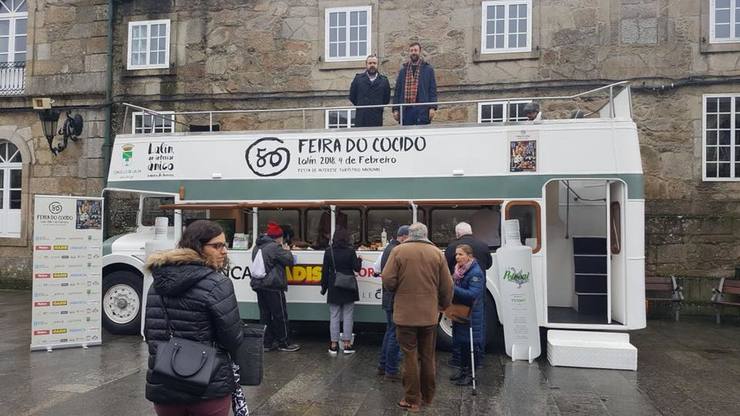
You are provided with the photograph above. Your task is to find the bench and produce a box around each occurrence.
[645,276,683,321]
[711,278,740,324]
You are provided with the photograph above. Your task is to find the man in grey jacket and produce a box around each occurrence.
[251,221,300,352]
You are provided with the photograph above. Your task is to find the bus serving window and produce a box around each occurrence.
[338,208,362,248]
[141,196,175,226]
[257,209,301,247]
[428,205,501,248]
[505,202,541,252]
[306,209,331,249]
[366,208,414,247]
[305,208,362,250]
[429,208,477,247]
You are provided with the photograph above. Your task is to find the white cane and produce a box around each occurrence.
[469,324,477,395]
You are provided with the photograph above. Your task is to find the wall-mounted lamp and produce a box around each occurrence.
[37,109,84,156]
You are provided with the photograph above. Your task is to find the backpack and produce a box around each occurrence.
[251,249,267,279]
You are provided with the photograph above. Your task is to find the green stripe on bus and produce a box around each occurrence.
[239,302,386,323]
[110,174,644,200]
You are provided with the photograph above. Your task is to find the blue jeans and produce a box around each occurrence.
[378,309,401,374]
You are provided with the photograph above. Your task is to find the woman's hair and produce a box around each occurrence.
[456,244,474,256]
[331,227,352,248]
[178,220,224,257]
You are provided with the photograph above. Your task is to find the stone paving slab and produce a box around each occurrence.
[1,289,739,415]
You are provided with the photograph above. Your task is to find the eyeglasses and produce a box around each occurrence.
[204,242,228,250]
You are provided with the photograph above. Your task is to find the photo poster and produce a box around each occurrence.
[509,131,538,172]
[31,195,104,351]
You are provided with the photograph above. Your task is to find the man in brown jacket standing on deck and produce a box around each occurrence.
[382,222,453,412]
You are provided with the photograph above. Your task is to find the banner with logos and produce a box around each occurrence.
[31,195,104,351]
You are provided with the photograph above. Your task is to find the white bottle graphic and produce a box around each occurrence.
[496,219,541,362]
[380,228,388,246]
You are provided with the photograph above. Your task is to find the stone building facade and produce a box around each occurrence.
[0,0,109,288]
[1,1,739,307]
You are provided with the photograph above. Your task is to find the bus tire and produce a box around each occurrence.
[102,270,143,335]
[436,313,454,352]
[484,294,504,352]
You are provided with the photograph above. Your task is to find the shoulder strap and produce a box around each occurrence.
[329,245,336,273]
[158,294,174,338]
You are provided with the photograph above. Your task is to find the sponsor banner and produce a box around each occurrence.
[31,195,104,351]
[108,128,516,182]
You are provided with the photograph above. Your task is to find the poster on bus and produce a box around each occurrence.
[30,195,103,351]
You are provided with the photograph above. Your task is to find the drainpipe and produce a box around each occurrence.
[102,0,114,183]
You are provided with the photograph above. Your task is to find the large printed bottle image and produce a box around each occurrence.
[496,219,541,362]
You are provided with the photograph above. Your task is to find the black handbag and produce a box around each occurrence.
[329,246,358,292]
[233,324,266,386]
[152,295,219,395]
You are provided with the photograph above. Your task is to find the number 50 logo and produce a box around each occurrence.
[245,137,291,177]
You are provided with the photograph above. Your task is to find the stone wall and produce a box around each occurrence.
[0,0,108,286]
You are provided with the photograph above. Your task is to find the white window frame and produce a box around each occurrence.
[127,19,171,70]
[324,6,372,62]
[480,0,532,54]
[478,100,531,123]
[702,94,740,181]
[0,140,22,238]
[0,0,28,63]
[709,0,740,43]
[325,109,356,129]
[132,111,175,134]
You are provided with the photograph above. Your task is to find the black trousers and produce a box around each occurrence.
[256,289,290,347]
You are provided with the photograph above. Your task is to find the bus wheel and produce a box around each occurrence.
[436,314,454,351]
[485,294,504,352]
[102,270,142,335]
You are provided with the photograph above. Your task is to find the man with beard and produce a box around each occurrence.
[392,42,438,126]
[349,54,391,127]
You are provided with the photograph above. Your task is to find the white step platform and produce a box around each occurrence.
[547,330,637,371]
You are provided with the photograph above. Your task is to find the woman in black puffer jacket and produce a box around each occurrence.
[144,220,243,416]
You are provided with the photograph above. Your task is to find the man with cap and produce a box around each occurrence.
[251,221,301,352]
[375,225,409,379]
[523,102,541,121]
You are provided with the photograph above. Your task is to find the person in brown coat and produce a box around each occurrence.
[381,222,453,412]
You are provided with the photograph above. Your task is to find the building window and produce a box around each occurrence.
[0,0,27,63]
[481,0,532,53]
[325,6,371,62]
[132,111,175,134]
[127,19,170,70]
[703,95,740,180]
[710,0,740,43]
[478,101,531,123]
[325,109,355,128]
[0,140,22,238]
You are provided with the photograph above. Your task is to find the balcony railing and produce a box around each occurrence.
[0,61,26,96]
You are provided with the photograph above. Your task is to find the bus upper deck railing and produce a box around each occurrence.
[121,81,631,134]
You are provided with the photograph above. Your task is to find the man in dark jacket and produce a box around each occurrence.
[251,221,300,352]
[375,225,409,379]
[349,54,391,127]
[392,42,438,126]
[444,222,493,273]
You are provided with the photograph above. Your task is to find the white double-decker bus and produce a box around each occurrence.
[101,82,646,348]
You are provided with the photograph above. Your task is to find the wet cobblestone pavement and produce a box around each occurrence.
[2,289,739,415]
